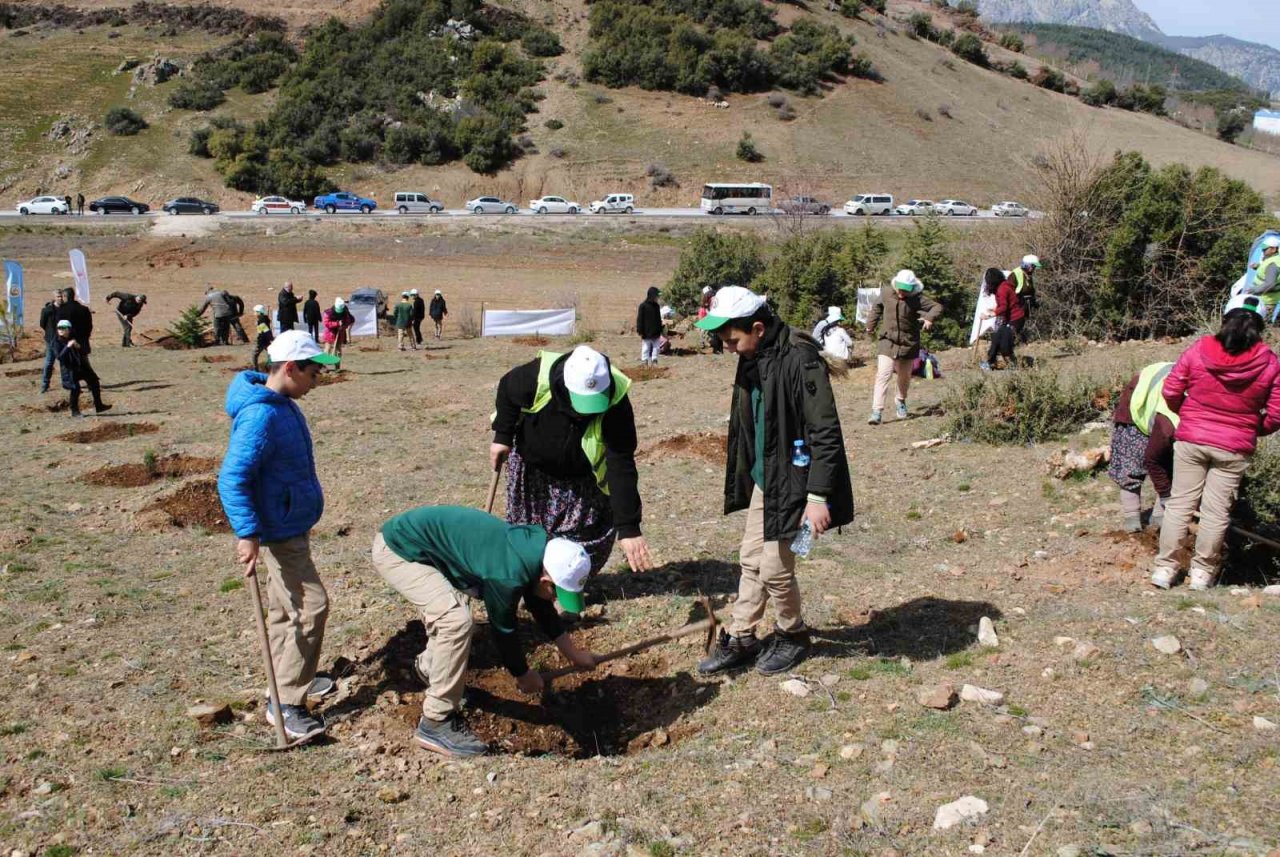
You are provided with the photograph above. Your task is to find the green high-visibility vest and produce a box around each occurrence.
[522,350,632,495]
[1255,255,1280,310]
[1012,267,1029,294]
[1130,361,1180,437]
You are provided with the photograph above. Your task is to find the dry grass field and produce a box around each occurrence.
[1,218,1279,856]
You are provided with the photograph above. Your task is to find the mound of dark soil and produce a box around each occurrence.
[4,367,43,378]
[199,354,236,364]
[81,454,218,488]
[628,365,669,382]
[640,432,726,464]
[57,422,159,444]
[19,400,69,414]
[143,479,228,532]
[511,336,550,347]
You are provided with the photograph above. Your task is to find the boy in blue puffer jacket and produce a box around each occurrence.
[217,330,339,743]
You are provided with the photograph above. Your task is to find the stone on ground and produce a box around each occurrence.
[959,684,1004,706]
[917,683,958,710]
[977,617,998,647]
[1151,635,1182,655]
[933,795,989,830]
[780,679,811,697]
[186,702,232,727]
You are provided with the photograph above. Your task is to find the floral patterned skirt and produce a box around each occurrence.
[1107,423,1148,493]
[505,447,616,575]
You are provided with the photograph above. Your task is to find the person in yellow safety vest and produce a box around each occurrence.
[1009,254,1040,341]
[1108,361,1180,533]
[1246,235,1280,320]
[490,346,653,609]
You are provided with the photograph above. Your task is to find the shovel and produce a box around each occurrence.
[245,558,290,750]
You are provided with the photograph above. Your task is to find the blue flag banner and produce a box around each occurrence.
[2,259,23,341]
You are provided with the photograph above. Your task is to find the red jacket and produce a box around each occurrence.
[1162,336,1280,455]
[993,279,1025,324]
[321,307,354,345]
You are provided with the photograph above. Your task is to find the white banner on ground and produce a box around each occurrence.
[482,308,575,337]
[854,288,879,325]
[968,271,1007,345]
[69,249,90,303]
[349,302,378,337]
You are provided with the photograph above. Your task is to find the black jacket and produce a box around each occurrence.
[492,354,642,538]
[429,295,447,320]
[636,288,663,339]
[56,299,94,355]
[411,295,426,322]
[56,339,84,391]
[39,301,60,343]
[106,291,145,319]
[302,298,322,324]
[227,294,245,317]
[725,318,854,541]
[277,289,301,325]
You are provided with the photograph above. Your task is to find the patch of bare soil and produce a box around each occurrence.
[4,367,43,378]
[56,422,158,443]
[142,478,229,532]
[199,354,236,363]
[81,454,217,488]
[628,365,669,382]
[19,400,69,414]
[140,331,197,350]
[0,342,46,364]
[315,371,350,386]
[639,431,726,464]
[510,335,550,347]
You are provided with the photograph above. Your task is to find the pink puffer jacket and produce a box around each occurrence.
[1161,336,1280,455]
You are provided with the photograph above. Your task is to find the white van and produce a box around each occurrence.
[590,193,635,214]
[843,193,894,216]
[394,192,444,214]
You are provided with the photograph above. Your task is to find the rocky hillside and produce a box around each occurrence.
[974,0,1280,97]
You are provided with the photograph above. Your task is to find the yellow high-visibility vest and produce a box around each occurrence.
[1130,361,1180,436]
[1255,255,1280,310]
[1012,267,1029,294]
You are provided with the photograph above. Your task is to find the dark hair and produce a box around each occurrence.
[308,290,317,299]
[983,267,1005,295]
[61,287,76,302]
[722,305,773,334]
[1216,308,1264,355]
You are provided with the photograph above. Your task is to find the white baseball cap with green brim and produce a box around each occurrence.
[694,285,767,331]
[563,345,613,414]
[543,537,590,613]
[1021,254,1042,269]
[1224,293,1266,319]
[267,329,340,366]
[892,270,923,292]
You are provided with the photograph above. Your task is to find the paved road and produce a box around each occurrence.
[0,207,1040,223]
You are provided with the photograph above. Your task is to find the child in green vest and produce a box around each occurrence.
[251,304,273,372]
[372,505,599,756]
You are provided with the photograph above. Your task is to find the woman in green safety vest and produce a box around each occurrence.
[1245,235,1280,320]
[1108,362,1179,533]
[490,346,653,593]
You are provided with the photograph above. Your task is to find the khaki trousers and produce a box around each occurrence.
[730,486,805,636]
[1154,441,1250,580]
[371,533,472,721]
[872,355,913,412]
[258,535,329,705]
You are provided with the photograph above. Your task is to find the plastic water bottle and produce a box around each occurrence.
[791,520,814,557]
[791,439,810,467]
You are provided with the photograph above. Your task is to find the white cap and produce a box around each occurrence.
[1263,236,1280,250]
[892,270,923,292]
[693,285,768,330]
[56,319,72,330]
[1225,292,1266,319]
[1021,254,1041,269]
[562,345,613,414]
[702,286,713,294]
[401,291,411,297]
[660,305,674,318]
[542,538,590,612]
[266,329,339,365]
[434,289,442,295]
[826,306,844,322]
[333,297,346,310]
[253,304,266,314]
[409,288,419,295]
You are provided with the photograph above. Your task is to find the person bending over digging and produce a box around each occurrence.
[372,505,600,757]
[693,286,854,675]
[1108,362,1178,533]
[217,331,341,743]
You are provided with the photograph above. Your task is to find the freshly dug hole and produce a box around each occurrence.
[82,454,218,487]
[143,478,229,531]
[57,422,159,443]
[640,432,726,464]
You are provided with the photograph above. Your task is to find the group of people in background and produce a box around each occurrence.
[36,287,110,416]
[392,289,449,350]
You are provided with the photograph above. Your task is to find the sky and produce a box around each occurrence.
[1137,0,1280,49]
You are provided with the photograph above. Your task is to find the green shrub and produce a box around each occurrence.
[998,31,1023,52]
[898,217,968,347]
[906,12,934,40]
[168,81,225,111]
[1115,83,1167,115]
[544,118,564,130]
[1007,61,1028,79]
[104,107,147,136]
[735,131,763,163]
[753,225,890,327]
[950,33,987,67]
[1232,438,1280,576]
[944,369,1120,445]
[168,306,210,348]
[1080,78,1117,107]
[663,229,765,316]
[768,18,856,94]
[522,28,563,57]
[1031,66,1067,93]
[838,0,863,18]
[1217,110,1248,143]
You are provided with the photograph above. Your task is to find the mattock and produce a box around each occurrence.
[540,596,719,685]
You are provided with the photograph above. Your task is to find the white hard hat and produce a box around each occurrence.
[1263,236,1280,250]
[253,304,266,314]
[1021,254,1041,269]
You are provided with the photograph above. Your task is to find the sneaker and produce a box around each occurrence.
[1150,567,1180,590]
[1188,569,1217,591]
[307,675,336,700]
[95,403,113,414]
[867,410,882,426]
[979,361,991,372]
[895,400,908,420]
[414,713,487,757]
[264,701,326,743]
[696,630,761,675]
[755,629,811,675]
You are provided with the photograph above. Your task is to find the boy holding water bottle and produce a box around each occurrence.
[693,286,854,675]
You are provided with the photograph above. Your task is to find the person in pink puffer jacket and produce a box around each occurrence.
[1151,294,1280,590]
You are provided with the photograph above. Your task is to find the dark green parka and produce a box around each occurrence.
[724,319,855,541]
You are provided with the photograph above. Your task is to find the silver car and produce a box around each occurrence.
[894,199,935,216]
[17,195,70,215]
[466,195,518,215]
[993,201,1028,217]
[934,199,978,216]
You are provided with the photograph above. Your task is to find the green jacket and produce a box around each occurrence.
[724,320,855,541]
[381,506,561,675]
[392,301,413,329]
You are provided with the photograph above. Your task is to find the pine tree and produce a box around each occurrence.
[168,305,210,348]
[899,217,968,347]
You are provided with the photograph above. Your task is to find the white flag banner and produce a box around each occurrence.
[854,288,879,325]
[69,249,90,303]
[349,302,378,337]
[482,308,575,337]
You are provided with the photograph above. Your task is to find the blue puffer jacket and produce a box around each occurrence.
[217,371,324,542]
